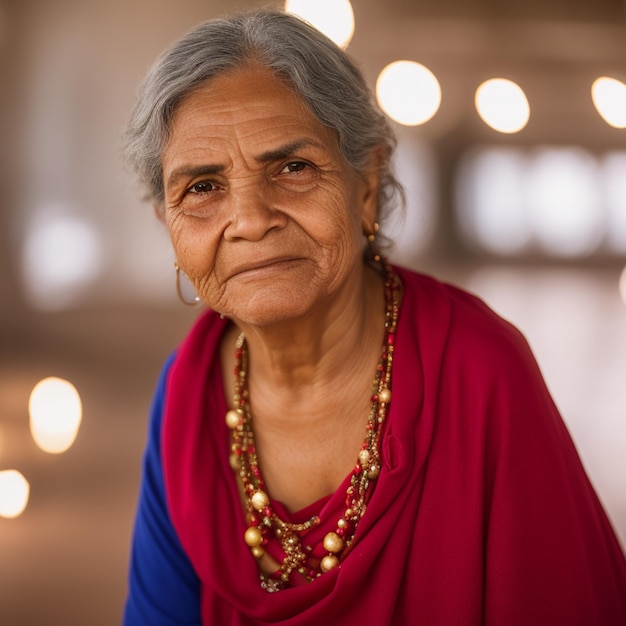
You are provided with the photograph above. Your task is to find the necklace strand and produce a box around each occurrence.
[225,261,400,592]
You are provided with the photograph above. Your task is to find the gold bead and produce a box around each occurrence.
[229,452,240,470]
[251,490,269,511]
[323,532,344,554]
[378,388,392,404]
[320,555,339,572]
[358,449,371,467]
[367,464,381,479]
[244,526,263,547]
[251,545,265,558]
[337,518,347,529]
[225,409,243,429]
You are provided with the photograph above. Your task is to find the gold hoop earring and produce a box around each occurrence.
[174,262,200,306]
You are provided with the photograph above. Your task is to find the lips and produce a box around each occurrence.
[227,256,303,279]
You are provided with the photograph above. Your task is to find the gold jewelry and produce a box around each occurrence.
[366,221,379,242]
[365,222,381,262]
[174,262,200,306]
[225,258,400,592]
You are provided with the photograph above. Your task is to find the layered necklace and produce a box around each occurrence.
[225,261,400,592]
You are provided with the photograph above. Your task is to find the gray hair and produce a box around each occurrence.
[123,9,403,235]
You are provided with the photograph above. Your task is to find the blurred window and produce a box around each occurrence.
[456,146,626,258]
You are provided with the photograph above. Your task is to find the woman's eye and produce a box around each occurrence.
[188,181,216,194]
[280,161,309,174]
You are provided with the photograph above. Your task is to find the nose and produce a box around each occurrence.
[223,180,287,242]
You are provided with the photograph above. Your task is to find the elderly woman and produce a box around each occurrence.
[122,10,626,625]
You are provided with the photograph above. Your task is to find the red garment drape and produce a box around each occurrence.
[163,267,626,625]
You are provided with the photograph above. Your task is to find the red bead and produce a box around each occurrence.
[387,333,395,345]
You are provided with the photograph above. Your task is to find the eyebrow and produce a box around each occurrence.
[165,138,326,189]
[166,164,224,190]
[255,138,326,163]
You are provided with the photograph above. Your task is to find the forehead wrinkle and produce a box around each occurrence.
[163,71,341,186]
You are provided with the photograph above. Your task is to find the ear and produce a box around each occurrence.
[358,144,387,233]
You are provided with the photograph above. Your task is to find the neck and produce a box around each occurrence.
[227,262,386,425]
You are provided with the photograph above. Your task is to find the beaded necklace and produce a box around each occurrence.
[225,261,400,592]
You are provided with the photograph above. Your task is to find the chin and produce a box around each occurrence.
[218,268,320,319]
[231,301,313,328]
[225,284,325,328]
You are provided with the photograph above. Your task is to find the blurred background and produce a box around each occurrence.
[0,0,624,624]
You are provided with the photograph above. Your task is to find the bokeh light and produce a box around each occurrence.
[526,148,602,257]
[0,470,30,519]
[284,0,355,49]
[29,377,83,454]
[376,60,441,126]
[456,147,531,255]
[592,77,626,129]
[22,208,102,311]
[475,78,530,133]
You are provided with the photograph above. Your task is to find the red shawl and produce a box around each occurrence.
[162,267,626,624]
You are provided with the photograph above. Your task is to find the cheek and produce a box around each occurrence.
[314,189,364,252]
[306,177,361,233]
[166,215,220,277]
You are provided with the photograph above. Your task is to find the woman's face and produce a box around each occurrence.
[161,64,380,327]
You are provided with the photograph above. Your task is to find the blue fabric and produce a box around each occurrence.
[123,353,202,626]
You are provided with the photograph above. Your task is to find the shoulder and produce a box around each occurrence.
[397,266,531,357]
[395,266,543,404]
